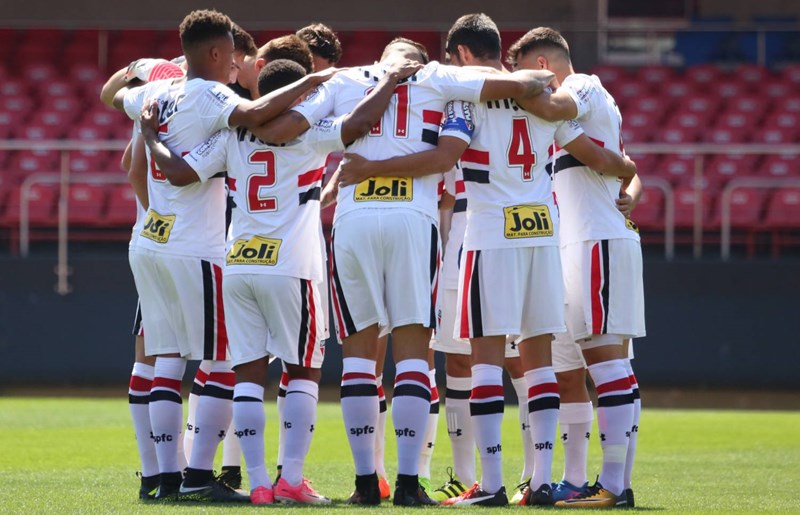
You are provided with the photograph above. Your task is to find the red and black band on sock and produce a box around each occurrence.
[341,371,378,399]
[470,384,505,417]
[394,370,432,402]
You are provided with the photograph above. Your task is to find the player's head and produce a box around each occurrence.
[179,9,235,83]
[256,59,307,103]
[445,13,501,66]
[296,23,343,71]
[380,37,429,65]
[507,27,571,73]
[258,35,314,74]
[231,22,258,85]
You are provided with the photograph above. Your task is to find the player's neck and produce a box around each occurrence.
[554,63,574,85]
[472,57,504,72]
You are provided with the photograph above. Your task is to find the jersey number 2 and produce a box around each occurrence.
[247,150,277,212]
[507,117,537,182]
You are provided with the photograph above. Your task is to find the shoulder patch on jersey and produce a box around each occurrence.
[566,119,581,130]
[305,85,322,102]
[193,131,225,158]
[461,102,475,131]
[207,87,231,107]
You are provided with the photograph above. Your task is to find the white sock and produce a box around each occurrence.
[282,379,319,486]
[233,382,271,490]
[392,359,431,476]
[624,360,640,490]
[276,369,288,473]
[188,361,234,472]
[222,419,241,468]
[526,366,560,490]
[445,374,476,485]
[511,376,534,481]
[183,361,210,460]
[341,357,378,476]
[418,369,439,479]
[129,363,158,477]
[375,375,387,478]
[559,402,593,486]
[149,357,186,474]
[588,359,634,496]
[470,364,504,494]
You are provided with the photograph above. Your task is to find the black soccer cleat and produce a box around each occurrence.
[520,482,555,506]
[217,466,242,490]
[137,472,160,501]
[178,477,250,502]
[393,474,438,506]
[345,473,381,505]
[625,487,635,508]
[153,471,182,501]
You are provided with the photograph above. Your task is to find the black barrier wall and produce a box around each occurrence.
[1,256,798,389]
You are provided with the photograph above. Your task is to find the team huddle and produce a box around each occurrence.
[101,9,645,508]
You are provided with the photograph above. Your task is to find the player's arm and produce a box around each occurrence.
[100,67,139,111]
[320,169,340,209]
[120,139,133,172]
[229,67,341,130]
[339,59,423,145]
[617,173,642,218]
[562,134,637,178]
[139,101,200,186]
[515,88,578,123]
[439,190,455,251]
[129,132,150,209]
[479,69,554,102]
[337,136,469,186]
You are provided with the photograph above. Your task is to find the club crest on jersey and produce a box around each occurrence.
[227,236,282,266]
[141,209,176,244]
[354,177,413,202]
[503,204,553,239]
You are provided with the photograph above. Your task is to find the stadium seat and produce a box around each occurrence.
[37,79,76,99]
[780,63,800,85]
[734,64,768,89]
[621,124,652,144]
[760,154,800,179]
[715,111,755,130]
[0,183,58,226]
[752,127,799,145]
[764,188,800,229]
[662,80,691,98]
[22,62,57,82]
[631,184,665,231]
[774,94,800,113]
[0,79,27,97]
[67,125,111,142]
[67,184,107,225]
[2,95,35,117]
[67,150,108,174]
[13,123,65,140]
[673,185,714,229]
[685,95,722,117]
[626,153,660,176]
[706,126,751,144]
[762,111,799,131]
[658,154,698,184]
[717,81,745,98]
[668,112,708,130]
[69,64,102,84]
[104,184,138,227]
[764,79,792,98]
[589,64,625,88]
[10,149,60,174]
[655,126,699,144]
[707,186,766,229]
[614,81,650,101]
[636,65,676,88]
[628,95,671,118]
[707,155,757,184]
[685,64,722,86]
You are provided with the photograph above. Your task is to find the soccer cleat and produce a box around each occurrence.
[519,482,555,506]
[429,468,468,502]
[217,466,242,490]
[250,486,274,505]
[137,472,160,501]
[392,484,438,506]
[274,477,331,504]
[509,477,529,504]
[153,472,182,501]
[346,473,381,505]
[444,482,508,507]
[178,477,251,502]
[554,482,626,508]
[552,480,590,502]
[418,476,433,493]
[625,487,635,508]
[378,476,391,499]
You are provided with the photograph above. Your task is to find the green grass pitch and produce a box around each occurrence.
[1,398,798,513]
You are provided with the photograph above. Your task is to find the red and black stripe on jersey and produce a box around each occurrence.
[297,166,323,205]
[461,148,490,184]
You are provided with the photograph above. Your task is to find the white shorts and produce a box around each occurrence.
[223,273,325,369]
[456,246,565,341]
[131,248,228,360]
[329,209,439,340]
[551,331,586,373]
[561,239,646,344]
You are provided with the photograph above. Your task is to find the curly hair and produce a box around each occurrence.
[258,35,314,73]
[507,27,570,69]
[179,9,233,52]
[257,59,307,96]
[296,23,342,65]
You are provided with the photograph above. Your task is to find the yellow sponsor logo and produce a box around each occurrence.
[141,209,175,244]
[503,204,554,239]
[626,218,640,234]
[354,176,412,202]
[227,236,282,266]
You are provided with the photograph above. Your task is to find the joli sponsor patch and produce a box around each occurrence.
[503,204,553,239]
[227,236,282,266]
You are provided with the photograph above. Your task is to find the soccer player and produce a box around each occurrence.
[508,27,646,508]
[228,23,258,99]
[258,35,557,505]
[258,34,314,73]
[141,56,422,504]
[100,8,340,501]
[334,15,635,507]
[296,23,343,72]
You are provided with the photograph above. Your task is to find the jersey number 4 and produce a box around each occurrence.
[368,83,410,138]
[247,150,277,212]
[507,117,537,182]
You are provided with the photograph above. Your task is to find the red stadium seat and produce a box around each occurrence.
[662,80,691,98]
[104,184,138,227]
[764,80,791,99]
[0,183,58,226]
[762,111,799,131]
[774,95,800,113]
[673,186,714,229]
[22,62,57,82]
[631,185,665,231]
[590,64,626,87]
[69,64,102,83]
[636,65,675,88]
[0,111,14,138]
[626,153,660,176]
[2,95,35,117]
[760,154,800,179]
[715,111,755,130]
[707,187,766,230]
[685,64,722,86]
[67,151,109,174]
[685,95,722,117]
[763,188,800,229]
[668,112,708,130]
[658,154,697,185]
[67,184,107,225]
[717,82,744,98]
[655,126,699,144]
[9,150,59,174]
[728,95,769,121]
[614,81,650,100]
[13,123,65,140]
[37,80,76,99]
[780,64,800,85]
[706,155,756,185]
[68,124,111,142]
[621,124,652,144]
[751,127,799,145]
[0,79,27,97]
[628,95,671,118]
[734,64,768,90]
[705,126,751,144]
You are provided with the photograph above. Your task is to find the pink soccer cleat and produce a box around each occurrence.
[274,477,331,504]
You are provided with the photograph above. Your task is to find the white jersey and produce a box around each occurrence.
[551,73,640,245]
[292,61,485,222]
[184,119,345,282]
[441,166,466,291]
[123,78,242,259]
[441,98,582,251]
[128,123,146,251]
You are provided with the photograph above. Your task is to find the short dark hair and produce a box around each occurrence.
[257,59,307,96]
[507,27,570,68]
[258,35,314,73]
[179,9,233,52]
[296,23,343,65]
[232,23,257,57]
[383,37,429,64]
[445,13,501,60]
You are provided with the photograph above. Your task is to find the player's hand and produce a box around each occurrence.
[387,59,423,81]
[139,100,160,140]
[616,192,635,218]
[125,58,184,83]
[622,155,637,179]
[308,66,347,85]
[338,153,373,186]
[514,69,556,98]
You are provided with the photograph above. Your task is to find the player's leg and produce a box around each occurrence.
[373,335,390,499]
[505,354,535,488]
[274,364,288,482]
[623,339,640,507]
[417,349,439,493]
[183,361,209,460]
